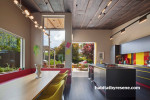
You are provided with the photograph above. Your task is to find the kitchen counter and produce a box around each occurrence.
[88,64,136,100]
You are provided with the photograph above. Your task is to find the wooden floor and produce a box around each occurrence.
[64,72,150,100]
[64,77,106,100]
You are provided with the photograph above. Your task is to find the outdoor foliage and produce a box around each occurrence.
[55,41,65,62]
[0,31,20,52]
[81,43,94,63]
[72,43,80,63]
[0,63,18,72]
[49,59,62,65]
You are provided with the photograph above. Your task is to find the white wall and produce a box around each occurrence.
[0,0,31,69]
[112,14,150,45]
[73,29,112,63]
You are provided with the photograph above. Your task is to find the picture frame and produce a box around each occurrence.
[99,52,104,60]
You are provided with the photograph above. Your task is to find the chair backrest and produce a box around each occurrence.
[64,70,69,74]
[46,80,65,100]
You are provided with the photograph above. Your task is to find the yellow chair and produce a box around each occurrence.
[58,70,69,76]
[37,80,65,100]
[51,74,68,88]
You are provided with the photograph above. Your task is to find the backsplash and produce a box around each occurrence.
[123,52,150,65]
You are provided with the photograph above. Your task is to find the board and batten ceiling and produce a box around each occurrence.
[22,0,150,29]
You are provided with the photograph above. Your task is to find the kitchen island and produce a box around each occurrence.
[89,64,136,100]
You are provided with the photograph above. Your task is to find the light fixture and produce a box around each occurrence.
[14,0,18,5]
[24,10,30,16]
[39,26,43,29]
[107,0,112,7]
[35,24,38,28]
[44,33,47,35]
[102,9,106,13]
[139,15,147,24]
[29,16,34,20]
[109,12,150,41]
[13,1,49,37]
[43,29,45,32]
[110,37,113,40]
[34,21,37,24]
[121,29,125,34]
[98,14,101,18]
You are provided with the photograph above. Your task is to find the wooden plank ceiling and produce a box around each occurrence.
[22,0,150,29]
[44,18,64,29]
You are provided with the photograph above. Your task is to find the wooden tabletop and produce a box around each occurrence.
[0,71,59,100]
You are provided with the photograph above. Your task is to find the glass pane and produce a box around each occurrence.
[50,30,65,49]
[50,30,65,68]
[0,30,22,73]
[43,30,49,46]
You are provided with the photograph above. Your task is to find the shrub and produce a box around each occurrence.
[0,67,4,72]
[49,59,62,65]
[4,67,14,72]
[84,64,88,68]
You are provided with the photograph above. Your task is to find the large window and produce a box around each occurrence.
[0,29,23,73]
[43,16,65,68]
[43,30,65,68]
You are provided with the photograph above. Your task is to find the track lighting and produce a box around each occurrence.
[107,0,112,7]
[139,15,147,24]
[14,0,18,5]
[109,12,150,41]
[29,16,34,20]
[13,1,49,36]
[110,37,113,40]
[43,29,46,33]
[98,14,101,18]
[39,26,42,29]
[35,25,38,28]
[121,29,125,34]
[24,10,30,16]
[34,21,37,24]
[102,8,106,13]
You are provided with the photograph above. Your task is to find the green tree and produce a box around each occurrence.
[55,41,80,64]
[0,31,20,52]
[72,43,79,63]
[82,43,94,63]
[55,41,65,62]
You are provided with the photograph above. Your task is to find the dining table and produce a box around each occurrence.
[0,71,60,100]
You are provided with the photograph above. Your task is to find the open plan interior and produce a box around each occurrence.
[1,0,150,100]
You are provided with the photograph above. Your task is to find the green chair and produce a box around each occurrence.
[37,80,65,100]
